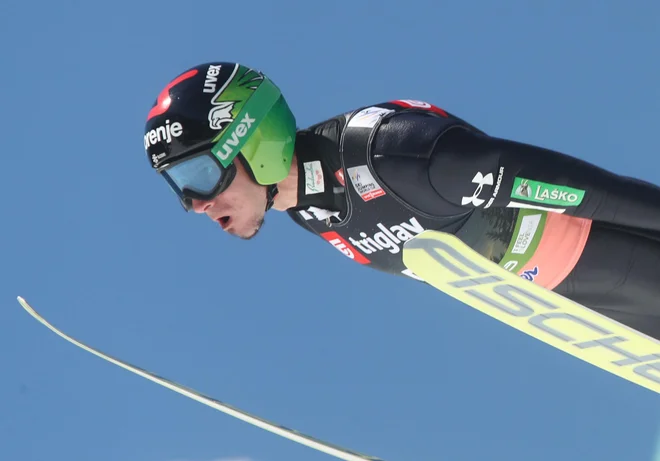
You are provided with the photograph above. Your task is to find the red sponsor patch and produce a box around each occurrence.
[392,99,448,117]
[321,232,370,264]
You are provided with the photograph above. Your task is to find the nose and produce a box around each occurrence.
[191,199,213,214]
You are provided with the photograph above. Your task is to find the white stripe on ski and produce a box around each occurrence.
[16,296,384,461]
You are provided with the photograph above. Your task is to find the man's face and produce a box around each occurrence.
[191,160,267,240]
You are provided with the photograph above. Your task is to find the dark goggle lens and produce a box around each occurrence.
[162,153,224,196]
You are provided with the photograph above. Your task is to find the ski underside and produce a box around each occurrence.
[16,230,660,460]
[16,295,384,461]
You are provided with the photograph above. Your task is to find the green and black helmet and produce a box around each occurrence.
[144,62,297,211]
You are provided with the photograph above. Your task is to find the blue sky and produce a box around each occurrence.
[1,1,659,460]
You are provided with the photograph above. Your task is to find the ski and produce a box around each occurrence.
[15,296,385,461]
[402,230,660,396]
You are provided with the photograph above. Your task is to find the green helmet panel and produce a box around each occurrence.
[145,62,297,186]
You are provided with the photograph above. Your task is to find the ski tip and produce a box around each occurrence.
[16,296,43,321]
[16,296,34,313]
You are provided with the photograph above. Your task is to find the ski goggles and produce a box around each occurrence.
[158,145,237,212]
[155,77,283,211]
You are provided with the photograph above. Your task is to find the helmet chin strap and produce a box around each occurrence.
[265,184,278,211]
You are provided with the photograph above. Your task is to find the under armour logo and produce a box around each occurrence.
[461,172,494,206]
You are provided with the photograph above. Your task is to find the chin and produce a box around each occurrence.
[234,217,265,241]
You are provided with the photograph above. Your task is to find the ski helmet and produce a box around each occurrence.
[144,62,297,211]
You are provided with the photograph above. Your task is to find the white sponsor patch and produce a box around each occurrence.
[347,165,386,201]
[304,161,325,195]
[298,207,340,222]
[512,213,542,255]
[348,107,394,128]
[507,201,566,213]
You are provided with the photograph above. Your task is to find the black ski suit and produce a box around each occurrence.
[287,100,660,340]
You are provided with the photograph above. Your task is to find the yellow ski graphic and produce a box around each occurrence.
[402,230,660,396]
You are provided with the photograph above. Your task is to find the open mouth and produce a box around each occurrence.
[218,216,231,230]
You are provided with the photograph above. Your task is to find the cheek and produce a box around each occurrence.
[219,186,252,213]
[221,166,266,210]
[208,194,228,209]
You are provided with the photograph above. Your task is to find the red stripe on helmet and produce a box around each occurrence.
[147,69,199,121]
